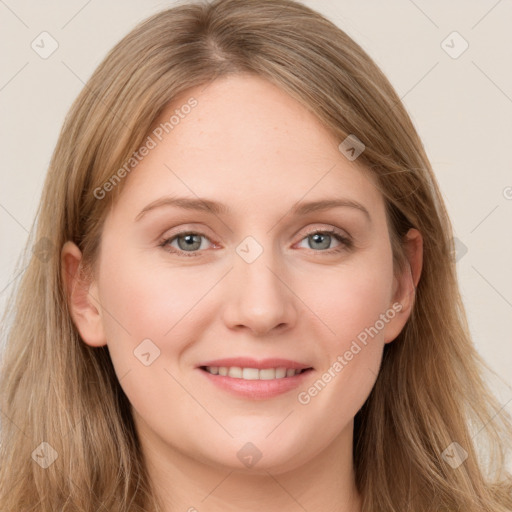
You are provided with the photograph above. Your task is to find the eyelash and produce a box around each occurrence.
[158,228,353,258]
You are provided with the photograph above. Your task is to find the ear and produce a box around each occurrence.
[383,228,423,344]
[61,241,107,347]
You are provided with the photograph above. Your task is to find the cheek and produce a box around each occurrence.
[292,277,393,443]
[97,249,209,345]
[298,243,395,405]
[95,250,208,432]
[310,252,395,349]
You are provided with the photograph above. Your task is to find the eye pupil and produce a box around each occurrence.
[309,233,331,250]
[178,234,202,251]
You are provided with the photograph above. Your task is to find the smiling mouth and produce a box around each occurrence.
[200,366,313,380]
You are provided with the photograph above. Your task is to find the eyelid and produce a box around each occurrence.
[294,223,350,241]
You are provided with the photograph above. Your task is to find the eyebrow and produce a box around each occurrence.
[134,196,371,222]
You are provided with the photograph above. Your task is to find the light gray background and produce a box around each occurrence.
[1,1,511,407]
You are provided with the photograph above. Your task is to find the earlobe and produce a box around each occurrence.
[384,228,423,344]
[61,241,107,347]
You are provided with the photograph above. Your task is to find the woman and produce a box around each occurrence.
[1,0,511,510]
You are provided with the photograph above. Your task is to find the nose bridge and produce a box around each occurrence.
[222,234,295,334]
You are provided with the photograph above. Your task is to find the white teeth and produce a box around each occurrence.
[228,367,242,378]
[259,368,276,380]
[275,367,286,379]
[204,366,306,380]
[242,368,259,380]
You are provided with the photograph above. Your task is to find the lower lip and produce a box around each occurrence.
[198,368,313,400]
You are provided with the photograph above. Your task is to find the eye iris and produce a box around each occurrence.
[177,234,202,251]
[309,233,331,250]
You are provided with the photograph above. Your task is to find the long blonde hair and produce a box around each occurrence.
[1,0,511,510]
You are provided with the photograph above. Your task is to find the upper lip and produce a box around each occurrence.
[198,357,313,370]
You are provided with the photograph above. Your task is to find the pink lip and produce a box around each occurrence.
[197,357,314,400]
[197,357,312,370]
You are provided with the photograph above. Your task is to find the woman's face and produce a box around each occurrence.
[65,74,419,474]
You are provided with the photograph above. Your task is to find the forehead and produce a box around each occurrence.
[112,74,384,221]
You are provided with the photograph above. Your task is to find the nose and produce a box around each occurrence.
[221,244,297,337]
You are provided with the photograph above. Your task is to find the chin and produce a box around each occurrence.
[194,432,315,475]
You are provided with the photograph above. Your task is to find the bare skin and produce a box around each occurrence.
[62,74,422,512]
